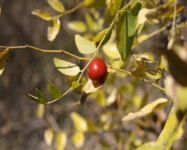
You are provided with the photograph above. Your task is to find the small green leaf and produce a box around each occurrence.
[72,81,82,91]
[54,57,80,76]
[26,92,48,104]
[157,106,184,150]
[67,21,87,33]
[44,128,54,146]
[107,0,124,16]
[48,17,60,41]
[55,132,67,150]
[36,104,45,118]
[103,43,121,59]
[75,34,96,54]
[0,48,10,75]
[122,98,170,121]
[145,69,162,80]
[85,13,95,31]
[48,81,63,99]
[32,9,52,21]
[35,89,48,104]
[47,0,65,13]
[93,28,112,47]
[72,132,84,149]
[70,112,88,132]
[136,52,154,63]
[84,0,105,8]
[135,142,165,150]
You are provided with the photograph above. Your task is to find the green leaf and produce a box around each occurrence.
[72,132,84,149]
[75,34,96,54]
[122,98,170,121]
[96,90,106,108]
[48,17,60,41]
[67,21,87,33]
[47,0,65,13]
[157,106,184,150]
[53,57,80,76]
[84,0,105,8]
[145,69,162,80]
[103,43,121,59]
[32,9,52,21]
[107,0,124,16]
[35,89,48,104]
[115,2,144,61]
[71,112,88,132]
[26,91,48,104]
[48,81,63,99]
[93,28,112,47]
[85,13,95,31]
[36,104,45,118]
[0,48,10,75]
[136,52,154,63]
[55,132,67,150]
[135,142,165,150]
[44,128,54,146]
[72,81,82,91]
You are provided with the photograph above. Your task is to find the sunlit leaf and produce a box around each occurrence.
[96,90,106,107]
[136,52,154,63]
[44,128,54,146]
[32,9,52,21]
[135,142,165,150]
[75,34,96,54]
[53,57,80,76]
[48,17,60,41]
[159,54,169,72]
[72,81,82,91]
[47,0,65,13]
[67,21,87,33]
[122,98,170,121]
[35,89,48,104]
[72,132,84,149]
[103,43,121,59]
[145,69,162,80]
[157,106,184,150]
[85,13,95,31]
[0,48,10,75]
[55,132,67,150]
[84,0,105,8]
[36,104,45,118]
[132,34,148,49]
[48,81,63,99]
[115,2,144,61]
[70,112,88,132]
[106,89,117,105]
[93,28,112,47]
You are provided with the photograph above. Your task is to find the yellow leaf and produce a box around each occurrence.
[122,98,170,121]
[103,43,121,59]
[55,132,67,150]
[36,104,44,118]
[72,132,84,149]
[44,128,54,146]
[70,112,88,132]
[67,21,87,33]
[47,0,65,13]
[48,17,60,41]
[32,10,52,21]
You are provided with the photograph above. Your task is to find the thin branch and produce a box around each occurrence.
[107,65,166,93]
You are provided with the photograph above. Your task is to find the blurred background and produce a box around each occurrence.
[0,0,187,150]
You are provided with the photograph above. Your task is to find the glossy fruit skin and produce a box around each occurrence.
[88,58,107,84]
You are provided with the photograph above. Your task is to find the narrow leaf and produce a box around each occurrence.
[48,17,60,41]
[35,89,48,104]
[157,106,184,150]
[67,21,87,33]
[75,34,96,54]
[36,104,45,118]
[72,132,84,149]
[122,98,170,121]
[55,132,67,150]
[70,112,88,132]
[53,57,80,76]
[0,48,10,75]
[47,0,65,13]
[48,81,63,99]
[44,128,54,146]
[85,13,95,31]
[32,9,52,21]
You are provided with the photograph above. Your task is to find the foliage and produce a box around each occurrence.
[0,0,187,149]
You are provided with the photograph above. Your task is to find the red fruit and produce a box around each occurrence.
[88,58,107,85]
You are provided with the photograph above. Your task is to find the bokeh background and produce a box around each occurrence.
[0,0,187,150]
